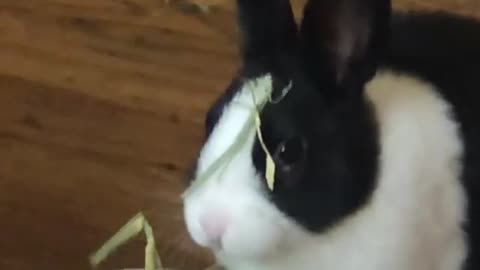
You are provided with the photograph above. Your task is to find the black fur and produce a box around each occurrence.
[209,0,387,234]
[196,0,480,269]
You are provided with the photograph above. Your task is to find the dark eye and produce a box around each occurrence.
[273,136,307,171]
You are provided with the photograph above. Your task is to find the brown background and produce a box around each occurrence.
[1,1,479,270]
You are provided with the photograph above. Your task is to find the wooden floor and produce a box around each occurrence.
[0,1,479,270]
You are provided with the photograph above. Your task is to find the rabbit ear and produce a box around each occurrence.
[300,0,391,92]
[236,0,299,62]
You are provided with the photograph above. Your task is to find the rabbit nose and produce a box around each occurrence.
[200,211,230,245]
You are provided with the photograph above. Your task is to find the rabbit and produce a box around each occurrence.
[181,0,480,269]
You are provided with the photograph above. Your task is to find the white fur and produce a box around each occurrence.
[183,70,467,270]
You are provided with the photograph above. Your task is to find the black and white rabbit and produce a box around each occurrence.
[182,0,480,269]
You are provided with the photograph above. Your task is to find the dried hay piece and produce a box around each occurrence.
[89,212,222,270]
[164,0,233,14]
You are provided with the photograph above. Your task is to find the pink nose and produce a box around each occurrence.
[199,212,230,244]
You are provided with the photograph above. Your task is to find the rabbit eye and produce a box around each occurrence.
[273,136,307,172]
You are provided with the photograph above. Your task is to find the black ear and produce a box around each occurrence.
[300,0,391,92]
[236,0,298,62]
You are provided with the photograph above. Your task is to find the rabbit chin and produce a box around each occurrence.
[183,184,301,261]
[213,219,284,259]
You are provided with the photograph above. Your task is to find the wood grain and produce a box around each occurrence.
[0,1,479,270]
